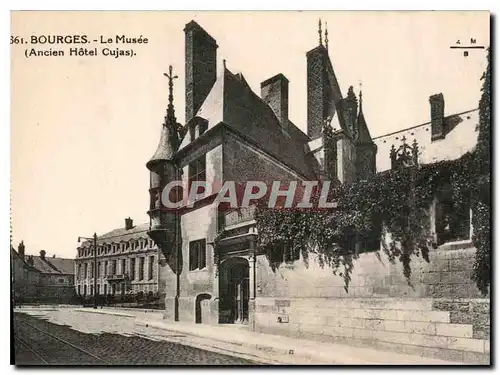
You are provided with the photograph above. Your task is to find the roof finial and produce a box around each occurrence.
[325,22,329,50]
[163,65,178,127]
[318,18,323,46]
[223,59,226,69]
[358,80,363,111]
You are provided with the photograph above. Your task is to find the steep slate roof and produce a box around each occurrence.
[79,222,150,247]
[373,109,479,172]
[30,255,74,275]
[12,246,74,275]
[179,66,317,179]
[11,247,40,273]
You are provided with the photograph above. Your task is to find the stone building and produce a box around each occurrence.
[74,218,168,300]
[146,20,489,363]
[11,242,75,303]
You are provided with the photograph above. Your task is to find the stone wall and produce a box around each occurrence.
[254,244,490,363]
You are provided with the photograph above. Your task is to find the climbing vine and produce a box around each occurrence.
[471,48,491,296]
[256,152,476,291]
[255,50,491,294]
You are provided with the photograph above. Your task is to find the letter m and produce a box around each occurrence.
[470,38,476,44]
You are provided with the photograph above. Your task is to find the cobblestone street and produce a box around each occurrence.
[13,312,258,365]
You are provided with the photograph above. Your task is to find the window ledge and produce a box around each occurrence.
[189,268,208,273]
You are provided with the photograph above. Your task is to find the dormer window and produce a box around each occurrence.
[199,120,208,136]
[189,117,209,142]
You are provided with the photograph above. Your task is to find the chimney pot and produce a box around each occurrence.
[40,250,46,259]
[18,241,25,260]
[125,217,134,230]
[261,73,289,131]
[429,93,445,141]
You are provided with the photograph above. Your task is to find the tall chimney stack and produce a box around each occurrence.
[125,217,134,230]
[429,93,445,141]
[40,250,46,260]
[261,74,289,131]
[184,21,218,122]
[18,241,25,260]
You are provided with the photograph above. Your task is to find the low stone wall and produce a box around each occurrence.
[253,297,490,364]
[254,243,490,363]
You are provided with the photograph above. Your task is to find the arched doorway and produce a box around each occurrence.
[219,257,249,324]
[195,293,212,324]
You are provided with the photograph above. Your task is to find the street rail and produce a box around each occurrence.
[14,321,111,365]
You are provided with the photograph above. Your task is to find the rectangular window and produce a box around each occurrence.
[130,258,136,280]
[97,284,100,295]
[104,284,107,295]
[435,194,471,245]
[77,285,81,295]
[149,256,155,280]
[84,263,88,278]
[188,156,206,191]
[112,284,116,295]
[90,285,94,296]
[104,261,108,276]
[121,259,126,275]
[58,278,65,283]
[139,257,145,280]
[112,260,117,275]
[189,239,207,271]
[83,285,87,296]
[97,262,101,278]
[78,264,82,280]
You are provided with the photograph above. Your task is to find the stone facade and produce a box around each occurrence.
[144,20,489,363]
[74,219,168,300]
[11,243,76,304]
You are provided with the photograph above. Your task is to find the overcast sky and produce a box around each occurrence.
[11,11,489,259]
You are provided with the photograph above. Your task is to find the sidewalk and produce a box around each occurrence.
[77,307,462,365]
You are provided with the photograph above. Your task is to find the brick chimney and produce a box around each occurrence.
[261,74,289,131]
[39,250,46,260]
[184,21,218,122]
[125,217,134,230]
[18,241,25,260]
[307,46,338,140]
[430,93,445,141]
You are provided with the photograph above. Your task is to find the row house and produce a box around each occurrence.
[74,218,168,298]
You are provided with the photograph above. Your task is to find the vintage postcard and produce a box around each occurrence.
[10,10,491,365]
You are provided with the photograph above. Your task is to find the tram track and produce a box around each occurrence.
[14,320,110,365]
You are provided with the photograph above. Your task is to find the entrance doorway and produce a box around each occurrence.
[219,257,249,324]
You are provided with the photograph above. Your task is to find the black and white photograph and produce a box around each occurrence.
[9,10,491,366]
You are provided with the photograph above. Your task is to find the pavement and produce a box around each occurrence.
[14,306,463,365]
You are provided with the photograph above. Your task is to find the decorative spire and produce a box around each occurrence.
[358,81,363,113]
[318,18,323,46]
[325,22,329,50]
[163,65,178,127]
[147,66,180,169]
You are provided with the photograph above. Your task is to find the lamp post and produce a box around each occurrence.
[78,233,98,309]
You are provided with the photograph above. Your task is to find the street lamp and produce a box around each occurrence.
[78,233,98,309]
